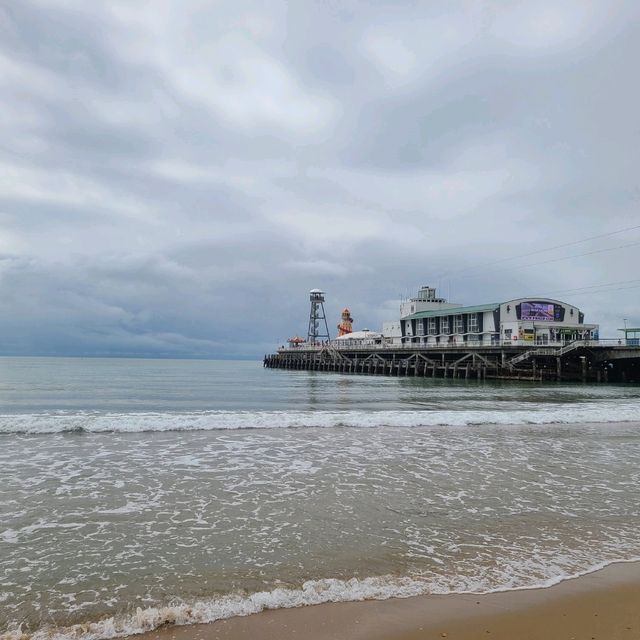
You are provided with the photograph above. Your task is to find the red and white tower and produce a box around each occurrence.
[337,308,353,336]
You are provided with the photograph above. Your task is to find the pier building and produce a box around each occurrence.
[391,286,598,347]
[334,329,384,347]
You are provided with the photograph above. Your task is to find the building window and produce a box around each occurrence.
[454,315,464,333]
[427,318,437,334]
[468,313,478,332]
[441,317,450,334]
[416,319,424,335]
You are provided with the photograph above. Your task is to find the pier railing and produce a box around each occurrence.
[280,338,626,353]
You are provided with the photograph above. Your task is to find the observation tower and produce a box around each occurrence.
[307,289,331,343]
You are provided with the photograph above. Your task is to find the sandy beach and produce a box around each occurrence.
[145,561,640,640]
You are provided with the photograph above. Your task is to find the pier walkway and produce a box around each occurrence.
[264,340,640,383]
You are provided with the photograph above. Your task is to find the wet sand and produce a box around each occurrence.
[146,561,640,640]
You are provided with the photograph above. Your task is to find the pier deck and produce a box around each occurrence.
[264,341,640,383]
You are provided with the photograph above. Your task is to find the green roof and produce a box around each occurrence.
[404,303,500,320]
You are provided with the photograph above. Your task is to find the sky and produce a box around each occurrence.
[1,0,639,358]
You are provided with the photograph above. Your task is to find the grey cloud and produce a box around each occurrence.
[1,0,639,357]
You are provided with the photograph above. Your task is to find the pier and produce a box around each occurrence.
[264,340,640,383]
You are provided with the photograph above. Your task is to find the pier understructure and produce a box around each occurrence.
[264,341,640,383]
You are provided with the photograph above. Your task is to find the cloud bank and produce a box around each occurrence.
[1,1,639,357]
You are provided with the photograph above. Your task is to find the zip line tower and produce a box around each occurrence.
[307,288,331,343]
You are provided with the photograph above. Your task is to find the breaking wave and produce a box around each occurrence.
[2,558,640,640]
[1,404,639,435]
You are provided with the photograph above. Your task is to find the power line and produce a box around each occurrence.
[478,277,640,305]
[543,283,640,298]
[531,278,640,296]
[435,223,640,281]
[456,239,640,281]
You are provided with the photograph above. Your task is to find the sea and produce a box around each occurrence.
[1,356,640,640]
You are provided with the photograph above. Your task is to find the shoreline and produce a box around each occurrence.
[144,560,640,640]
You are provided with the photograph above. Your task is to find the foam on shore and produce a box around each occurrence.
[1,403,640,435]
[3,557,640,640]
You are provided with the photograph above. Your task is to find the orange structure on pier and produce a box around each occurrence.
[337,308,354,337]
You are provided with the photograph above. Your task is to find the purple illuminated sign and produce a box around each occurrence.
[520,302,555,321]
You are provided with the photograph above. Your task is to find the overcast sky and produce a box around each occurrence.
[1,0,639,358]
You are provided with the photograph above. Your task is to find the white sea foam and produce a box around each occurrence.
[1,403,639,435]
[2,558,639,640]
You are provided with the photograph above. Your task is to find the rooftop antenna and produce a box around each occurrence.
[307,289,331,343]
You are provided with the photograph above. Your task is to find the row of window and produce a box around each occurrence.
[411,313,480,336]
[406,334,500,343]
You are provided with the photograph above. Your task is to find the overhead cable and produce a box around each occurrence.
[435,223,640,281]
[455,239,640,281]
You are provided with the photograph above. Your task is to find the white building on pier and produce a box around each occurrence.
[383,286,598,347]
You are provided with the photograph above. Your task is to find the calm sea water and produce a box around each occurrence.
[1,357,640,640]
